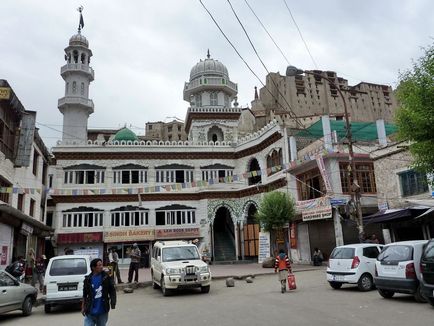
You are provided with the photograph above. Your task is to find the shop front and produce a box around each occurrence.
[104,228,155,267]
[56,232,104,259]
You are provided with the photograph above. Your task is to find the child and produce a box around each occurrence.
[274,249,292,293]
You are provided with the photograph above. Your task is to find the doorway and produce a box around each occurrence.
[213,207,235,261]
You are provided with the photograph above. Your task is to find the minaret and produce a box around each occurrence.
[58,7,94,144]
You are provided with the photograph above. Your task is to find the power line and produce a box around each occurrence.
[243,0,290,65]
[282,0,319,69]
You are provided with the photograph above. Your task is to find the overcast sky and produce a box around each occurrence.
[1,0,433,148]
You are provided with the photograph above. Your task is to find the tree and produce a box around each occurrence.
[255,191,296,232]
[395,43,434,179]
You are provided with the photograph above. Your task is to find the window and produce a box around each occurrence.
[210,92,218,106]
[113,170,147,184]
[110,210,148,227]
[266,149,282,176]
[155,169,194,183]
[32,149,39,176]
[17,194,24,211]
[0,179,11,204]
[399,170,428,197]
[339,162,376,194]
[195,94,202,107]
[201,169,233,182]
[330,247,355,259]
[29,199,35,217]
[155,210,196,226]
[363,247,379,259]
[42,162,48,186]
[80,82,85,95]
[64,169,105,185]
[297,168,325,200]
[62,211,103,228]
[72,81,77,94]
[49,258,87,276]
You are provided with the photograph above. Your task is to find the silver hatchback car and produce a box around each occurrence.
[0,269,37,316]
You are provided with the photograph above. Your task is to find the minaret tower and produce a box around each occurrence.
[58,7,94,144]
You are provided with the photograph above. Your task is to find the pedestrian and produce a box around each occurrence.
[65,247,74,255]
[108,248,123,284]
[33,256,46,291]
[143,246,150,268]
[370,234,380,244]
[128,243,141,283]
[82,258,116,326]
[5,256,25,282]
[274,248,292,293]
[312,248,324,266]
[27,248,36,285]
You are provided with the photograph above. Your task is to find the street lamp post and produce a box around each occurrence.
[285,66,363,238]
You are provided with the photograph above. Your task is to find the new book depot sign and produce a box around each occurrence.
[297,197,332,222]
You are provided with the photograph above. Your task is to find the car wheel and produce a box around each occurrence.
[22,296,33,316]
[427,297,434,307]
[358,273,373,291]
[161,276,171,296]
[201,285,210,294]
[328,281,342,289]
[378,288,395,299]
[414,285,427,303]
[44,304,52,314]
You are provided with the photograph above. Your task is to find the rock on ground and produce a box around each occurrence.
[226,278,235,287]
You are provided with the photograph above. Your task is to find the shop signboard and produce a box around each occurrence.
[104,229,155,243]
[258,231,270,264]
[155,227,200,239]
[297,197,332,222]
[0,87,10,99]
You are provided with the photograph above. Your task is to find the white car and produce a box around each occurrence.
[43,255,91,313]
[327,243,382,291]
[0,270,37,316]
[374,240,428,302]
[151,241,211,296]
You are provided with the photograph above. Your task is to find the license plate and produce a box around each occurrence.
[333,275,344,281]
[58,285,77,291]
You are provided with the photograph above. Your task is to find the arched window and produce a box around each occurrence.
[224,94,230,107]
[266,149,283,175]
[248,158,261,185]
[195,94,202,107]
[207,126,223,142]
[65,82,69,94]
[72,81,77,94]
[81,82,85,95]
[210,92,218,106]
[81,53,86,64]
[73,50,79,63]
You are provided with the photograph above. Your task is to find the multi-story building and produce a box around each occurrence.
[145,120,187,142]
[0,80,52,268]
[49,26,288,264]
[251,70,398,130]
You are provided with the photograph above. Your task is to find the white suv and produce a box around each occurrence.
[151,241,211,296]
[327,243,382,291]
[374,240,428,302]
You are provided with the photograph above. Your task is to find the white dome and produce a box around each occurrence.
[69,33,89,47]
[190,56,229,81]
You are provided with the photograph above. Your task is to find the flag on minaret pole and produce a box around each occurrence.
[80,13,84,29]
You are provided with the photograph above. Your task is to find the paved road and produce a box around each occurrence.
[1,269,432,325]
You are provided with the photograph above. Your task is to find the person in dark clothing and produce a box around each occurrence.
[312,248,324,266]
[128,243,141,283]
[82,258,116,326]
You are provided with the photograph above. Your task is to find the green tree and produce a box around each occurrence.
[255,191,296,232]
[395,43,434,179]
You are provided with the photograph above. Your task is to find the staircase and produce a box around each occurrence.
[214,232,236,262]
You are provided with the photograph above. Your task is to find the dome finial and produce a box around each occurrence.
[207,49,210,59]
[77,6,85,34]
[254,86,259,100]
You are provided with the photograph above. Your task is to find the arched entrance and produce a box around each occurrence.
[243,204,260,259]
[248,158,261,185]
[213,207,235,261]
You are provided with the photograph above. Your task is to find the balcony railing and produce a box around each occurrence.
[58,96,94,109]
[185,77,237,93]
[61,63,95,79]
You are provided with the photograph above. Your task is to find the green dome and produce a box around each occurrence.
[113,127,138,142]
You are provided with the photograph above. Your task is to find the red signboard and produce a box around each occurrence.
[57,232,103,244]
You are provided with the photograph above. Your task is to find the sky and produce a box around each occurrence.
[1,0,433,149]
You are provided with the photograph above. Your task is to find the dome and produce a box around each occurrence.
[69,33,89,47]
[113,127,138,142]
[189,53,229,81]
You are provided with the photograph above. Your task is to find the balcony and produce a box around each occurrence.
[61,63,95,80]
[184,77,237,100]
[58,96,94,112]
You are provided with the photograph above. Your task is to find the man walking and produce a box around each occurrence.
[82,258,116,326]
[108,248,123,284]
[128,243,141,283]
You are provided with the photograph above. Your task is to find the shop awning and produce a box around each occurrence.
[363,207,429,224]
[415,207,434,220]
[0,203,53,236]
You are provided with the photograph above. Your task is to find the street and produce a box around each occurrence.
[0,269,432,325]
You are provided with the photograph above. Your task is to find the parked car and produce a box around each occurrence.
[151,241,211,296]
[374,240,428,302]
[43,255,91,313]
[326,243,382,291]
[0,269,37,316]
[420,238,434,307]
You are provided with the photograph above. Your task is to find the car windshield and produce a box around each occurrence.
[330,247,355,259]
[378,245,413,262]
[49,258,87,276]
[423,241,434,260]
[162,246,200,262]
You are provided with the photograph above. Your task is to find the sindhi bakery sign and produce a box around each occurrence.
[104,229,155,243]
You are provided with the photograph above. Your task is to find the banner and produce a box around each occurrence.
[258,231,271,263]
[155,227,200,239]
[315,154,332,194]
[104,229,155,243]
[297,197,332,221]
